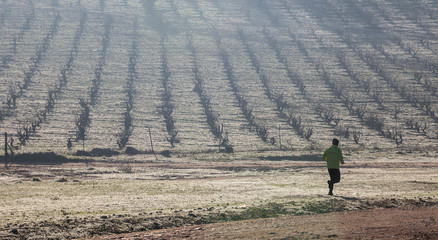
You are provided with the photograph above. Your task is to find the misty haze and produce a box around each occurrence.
[0,0,437,239]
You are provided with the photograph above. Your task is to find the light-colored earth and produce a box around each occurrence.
[1,150,438,239]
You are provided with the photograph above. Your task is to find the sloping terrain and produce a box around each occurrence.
[0,0,437,155]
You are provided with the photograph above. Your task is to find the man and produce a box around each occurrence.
[323,138,344,195]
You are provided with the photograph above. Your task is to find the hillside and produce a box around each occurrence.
[0,0,437,155]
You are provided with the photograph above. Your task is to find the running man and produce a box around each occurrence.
[323,138,344,195]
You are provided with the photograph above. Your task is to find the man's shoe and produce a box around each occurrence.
[328,191,333,196]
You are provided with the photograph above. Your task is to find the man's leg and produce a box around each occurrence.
[328,169,341,195]
[327,179,333,195]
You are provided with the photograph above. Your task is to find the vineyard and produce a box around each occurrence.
[1,1,438,238]
[1,0,437,155]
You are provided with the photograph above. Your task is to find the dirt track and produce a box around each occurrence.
[88,205,438,240]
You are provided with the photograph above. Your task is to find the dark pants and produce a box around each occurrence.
[328,168,341,191]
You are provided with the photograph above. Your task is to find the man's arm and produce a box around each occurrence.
[339,149,344,164]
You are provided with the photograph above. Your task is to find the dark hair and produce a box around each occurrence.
[332,138,339,146]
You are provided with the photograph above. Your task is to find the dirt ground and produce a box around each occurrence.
[1,150,438,239]
[88,205,438,240]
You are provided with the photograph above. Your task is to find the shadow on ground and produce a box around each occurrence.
[1,152,87,165]
[259,154,321,162]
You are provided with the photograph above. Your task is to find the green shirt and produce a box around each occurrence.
[323,145,344,169]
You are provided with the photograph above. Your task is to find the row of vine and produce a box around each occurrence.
[216,34,273,144]
[3,12,61,117]
[186,33,232,151]
[117,18,138,149]
[238,29,313,141]
[158,37,179,147]
[75,14,113,149]
[15,8,88,147]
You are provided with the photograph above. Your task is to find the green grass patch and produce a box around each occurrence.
[204,202,288,223]
[289,199,347,215]
[300,199,347,215]
[201,199,348,224]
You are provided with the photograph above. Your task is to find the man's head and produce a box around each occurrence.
[332,138,339,146]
